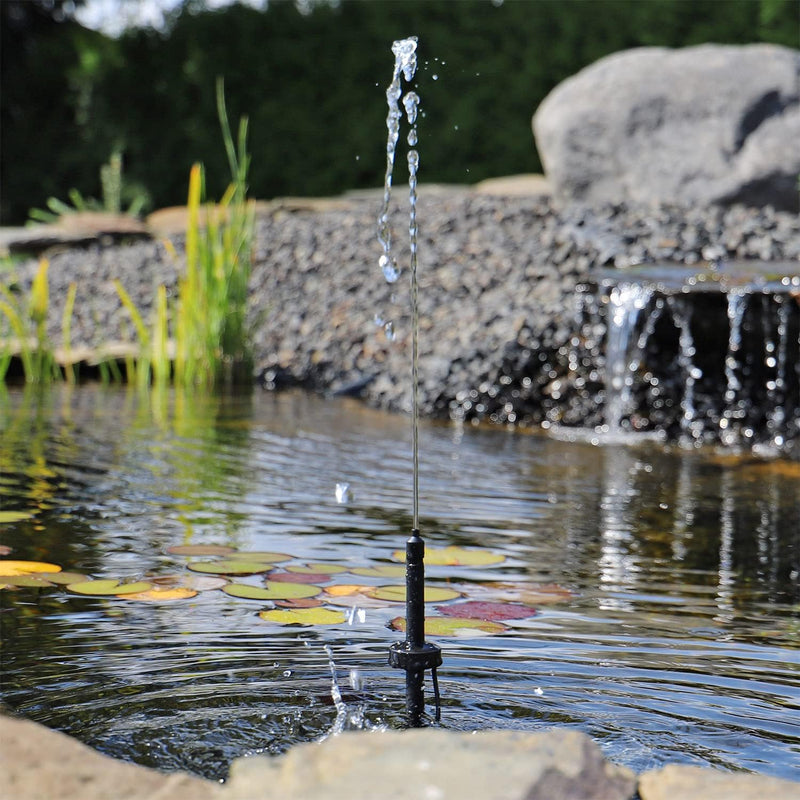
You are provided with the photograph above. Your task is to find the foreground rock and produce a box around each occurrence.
[533,44,800,211]
[3,714,798,800]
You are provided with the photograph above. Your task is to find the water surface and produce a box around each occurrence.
[1,385,798,780]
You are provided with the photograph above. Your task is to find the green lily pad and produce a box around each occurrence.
[367,585,462,603]
[166,544,235,556]
[258,608,346,626]
[67,580,153,596]
[227,551,292,563]
[187,559,274,576]
[222,581,322,600]
[286,563,348,575]
[0,511,35,524]
[37,571,89,585]
[0,560,62,576]
[0,575,54,587]
[389,616,508,636]
[351,564,406,578]
[392,546,505,567]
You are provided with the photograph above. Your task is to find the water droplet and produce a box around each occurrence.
[355,155,360,161]
[534,687,544,696]
[349,669,364,691]
[283,669,292,677]
[384,321,396,341]
[379,253,400,283]
[408,129,418,147]
[335,482,351,504]
[432,74,439,81]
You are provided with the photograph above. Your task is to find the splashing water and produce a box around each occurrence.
[377,35,422,529]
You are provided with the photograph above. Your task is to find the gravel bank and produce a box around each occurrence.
[6,186,800,444]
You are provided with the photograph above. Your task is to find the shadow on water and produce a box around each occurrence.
[0,384,798,781]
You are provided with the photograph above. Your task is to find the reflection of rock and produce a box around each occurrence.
[533,44,800,211]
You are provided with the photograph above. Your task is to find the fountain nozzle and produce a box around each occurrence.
[388,529,443,726]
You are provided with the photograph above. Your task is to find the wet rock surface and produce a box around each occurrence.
[5,186,800,446]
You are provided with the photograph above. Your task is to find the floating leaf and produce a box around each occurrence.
[275,597,325,609]
[148,574,227,592]
[323,584,371,597]
[436,601,537,621]
[37,571,89,585]
[187,559,274,576]
[258,608,346,625]
[351,564,406,578]
[391,546,505,567]
[0,560,62,576]
[0,545,13,556]
[390,616,507,636]
[268,571,331,584]
[67,580,153,596]
[227,551,291,563]
[0,511,35,524]
[123,587,198,602]
[0,575,54,588]
[166,544,235,556]
[367,585,462,603]
[286,563,348,575]
[482,582,573,606]
[222,581,322,600]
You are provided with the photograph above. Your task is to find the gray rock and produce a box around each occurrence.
[224,728,637,800]
[533,44,800,211]
[638,764,800,800]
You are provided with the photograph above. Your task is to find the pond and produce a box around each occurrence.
[1,384,798,781]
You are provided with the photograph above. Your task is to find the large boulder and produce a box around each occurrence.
[533,44,800,211]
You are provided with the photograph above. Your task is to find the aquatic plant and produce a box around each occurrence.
[117,79,256,388]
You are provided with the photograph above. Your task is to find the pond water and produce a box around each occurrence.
[1,384,798,781]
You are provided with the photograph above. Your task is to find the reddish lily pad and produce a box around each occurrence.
[222,581,322,600]
[391,546,505,567]
[268,571,331,584]
[0,545,13,556]
[187,559,274,576]
[166,544,235,556]
[275,597,325,609]
[436,601,537,621]
[258,608,346,626]
[389,616,508,636]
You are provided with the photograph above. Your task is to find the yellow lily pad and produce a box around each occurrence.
[123,587,199,602]
[258,608,347,625]
[0,560,62,576]
[67,580,153,596]
[222,581,322,600]
[0,511,36,524]
[389,616,507,636]
[367,585,462,603]
[323,584,371,597]
[391,546,505,567]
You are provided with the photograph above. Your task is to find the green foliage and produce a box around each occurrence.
[2,0,797,224]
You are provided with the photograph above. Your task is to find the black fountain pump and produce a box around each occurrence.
[388,528,443,726]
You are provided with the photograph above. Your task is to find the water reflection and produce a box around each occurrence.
[0,385,798,782]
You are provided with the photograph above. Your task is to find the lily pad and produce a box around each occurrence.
[323,584,371,597]
[436,601,537,621]
[0,560,62,576]
[351,564,406,578]
[0,575,54,588]
[367,584,462,603]
[0,511,35,524]
[275,597,325,608]
[268,571,331,584]
[286,564,347,575]
[148,574,227,592]
[222,581,322,600]
[258,608,346,625]
[482,582,573,605]
[392,546,505,567]
[0,545,13,556]
[166,544,235,556]
[389,616,508,636]
[123,587,199,602]
[37,571,89,585]
[67,579,153,596]
[227,551,292,563]
[187,559,274,576]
